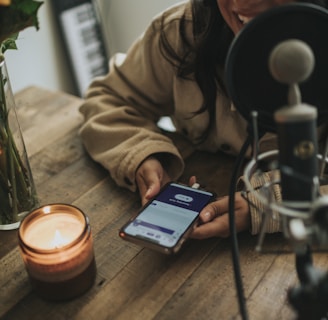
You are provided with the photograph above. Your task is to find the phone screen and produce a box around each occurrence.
[121,183,214,248]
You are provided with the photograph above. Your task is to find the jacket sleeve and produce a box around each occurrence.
[79,15,185,191]
[242,170,282,235]
[242,170,328,235]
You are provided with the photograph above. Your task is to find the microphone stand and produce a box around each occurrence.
[288,247,328,320]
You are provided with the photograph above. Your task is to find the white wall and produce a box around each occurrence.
[97,0,182,56]
[5,0,182,95]
[5,1,75,95]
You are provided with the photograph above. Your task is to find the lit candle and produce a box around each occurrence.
[18,204,97,301]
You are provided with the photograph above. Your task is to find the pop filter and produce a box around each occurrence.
[225,3,328,133]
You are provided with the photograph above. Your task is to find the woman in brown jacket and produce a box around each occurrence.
[79,0,328,239]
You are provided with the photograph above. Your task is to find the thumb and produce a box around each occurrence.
[136,156,170,205]
[145,181,161,200]
[199,197,227,222]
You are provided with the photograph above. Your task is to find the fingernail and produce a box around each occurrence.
[145,187,152,198]
[203,212,211,221]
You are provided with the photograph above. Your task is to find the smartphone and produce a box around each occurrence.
[119,182,215,254]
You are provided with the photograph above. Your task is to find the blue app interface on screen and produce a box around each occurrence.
[124,183,213,247]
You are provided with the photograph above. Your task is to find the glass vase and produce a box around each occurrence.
[0,57,38,230]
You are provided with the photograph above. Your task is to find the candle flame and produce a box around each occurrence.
[43,206,51,214]
[50,230,70,249]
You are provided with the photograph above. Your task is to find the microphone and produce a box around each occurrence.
[269,39,319,205]
[269,40,328,317]
[224,5,328,319]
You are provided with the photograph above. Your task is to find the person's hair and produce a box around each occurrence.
[159,0,233,139]
[159,0,328,138]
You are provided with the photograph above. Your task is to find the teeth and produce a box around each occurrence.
[238,14,252,24]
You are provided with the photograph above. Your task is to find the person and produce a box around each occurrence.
[79,0,328,240]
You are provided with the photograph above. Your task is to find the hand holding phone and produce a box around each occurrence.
[119,182,215,254]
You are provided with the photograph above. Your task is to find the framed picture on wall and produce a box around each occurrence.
[51,0,109,97]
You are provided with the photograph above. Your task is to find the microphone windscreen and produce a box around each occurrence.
[225,3,328,132]
[269,39,315,85]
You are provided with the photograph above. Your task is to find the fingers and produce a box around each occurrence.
[136,156,170,205]
[189,175,197,186]
[190,215,230,239]
[199,196,228,223]
[190,197,230,239]
[190,193,251,239]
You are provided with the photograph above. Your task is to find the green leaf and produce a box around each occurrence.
[0,34,18,54]
[0,0,44,50]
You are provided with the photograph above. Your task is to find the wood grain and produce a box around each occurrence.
[2,86,326,320]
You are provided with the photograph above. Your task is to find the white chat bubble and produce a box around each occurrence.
[175,194,193,202]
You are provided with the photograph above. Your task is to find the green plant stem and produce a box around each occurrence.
[0,61,36,224]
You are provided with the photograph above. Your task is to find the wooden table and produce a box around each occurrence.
[0,86,327,320]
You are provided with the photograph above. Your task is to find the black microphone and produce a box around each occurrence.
[224,5,328,318]
[269,39,319,204]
